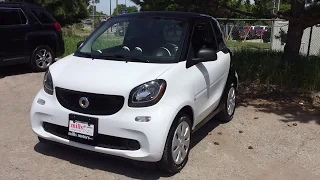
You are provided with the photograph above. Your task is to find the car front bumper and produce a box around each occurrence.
[30,88,178,162]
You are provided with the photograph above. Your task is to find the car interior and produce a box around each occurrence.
[97,18,186,60]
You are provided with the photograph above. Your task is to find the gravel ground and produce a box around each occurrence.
[1,65,320,180]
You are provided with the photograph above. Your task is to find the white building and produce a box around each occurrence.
[272,19,320,56]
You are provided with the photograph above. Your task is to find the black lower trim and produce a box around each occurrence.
[192,105,222,133]
[43,122,140,151]
[0,56,29,66]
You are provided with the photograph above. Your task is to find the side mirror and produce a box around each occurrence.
[187,48,217,68]
[195,48,217,62]
[77,41,84,49]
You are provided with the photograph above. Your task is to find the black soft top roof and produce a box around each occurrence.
[0,2,43,9]
[114,11,214,21]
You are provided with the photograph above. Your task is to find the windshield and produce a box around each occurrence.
[75,16,188,63]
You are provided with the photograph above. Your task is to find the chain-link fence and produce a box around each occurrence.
[217,18,320,56]
[216,18,273,51]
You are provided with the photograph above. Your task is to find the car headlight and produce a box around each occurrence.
[43,70,53,95]
[128,79,166,107]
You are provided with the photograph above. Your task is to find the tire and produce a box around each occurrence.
[30,45,55,72]
[157,113,192,174]
[38,136,47,143]
[218,82,237,123]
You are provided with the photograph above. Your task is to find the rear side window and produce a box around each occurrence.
[211,20,226,50]
[31,9,56,24]
[0,8,27,25]
[189,21,218,59]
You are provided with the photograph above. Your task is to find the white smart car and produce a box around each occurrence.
[30,11,238,173]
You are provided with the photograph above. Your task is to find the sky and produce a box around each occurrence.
[96,0,139,15]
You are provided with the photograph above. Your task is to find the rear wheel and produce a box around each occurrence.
[218,82,236,122]
[158,113,192,174]
[30,46,55,72]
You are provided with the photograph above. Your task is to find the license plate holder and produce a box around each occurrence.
[68,114,98,142]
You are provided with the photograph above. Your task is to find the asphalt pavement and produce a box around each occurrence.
[0,65,319,180]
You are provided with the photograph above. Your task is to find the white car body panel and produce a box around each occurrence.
[158,51,231,127]
[31,88,178,162]
[51,55,175,95]
[30,51,232,161]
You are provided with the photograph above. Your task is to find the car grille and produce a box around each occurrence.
[43,122,140,151]
[55,87,125,116]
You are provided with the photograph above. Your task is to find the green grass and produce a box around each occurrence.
[233,49,320,91]
[226,40,271,50]
[62,33,123,57]
[62,35,87,57]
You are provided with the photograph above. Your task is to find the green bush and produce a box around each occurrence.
[62,28,73,36]
[74,23,84,30]
[233,49,320,91]
[62,35,86,57]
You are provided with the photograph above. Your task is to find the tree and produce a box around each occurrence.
[222,0,320,63]
[130,0,250,18]
[7,0,89,26]
[131,0,320,63]
[87,0,99,4]
[280,1,320,63]
[112,4,138,15]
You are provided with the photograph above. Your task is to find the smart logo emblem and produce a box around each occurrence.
[79,97,90,109]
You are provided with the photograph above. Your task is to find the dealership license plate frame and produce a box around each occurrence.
[68,114,98,142]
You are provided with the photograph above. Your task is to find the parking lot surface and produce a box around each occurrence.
[1,66,320,180]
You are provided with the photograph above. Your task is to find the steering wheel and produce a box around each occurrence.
[163,43,179,56]
[122,46,130,51]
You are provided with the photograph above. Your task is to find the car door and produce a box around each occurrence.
[0,7,29,64]
[190,20,230,125]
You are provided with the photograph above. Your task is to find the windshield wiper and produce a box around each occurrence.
[115,55,149,63]
[76,51,94,59]
[95,54,149,63]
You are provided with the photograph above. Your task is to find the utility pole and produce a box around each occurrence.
[110,0,112,16]
[276,0,281,12]
[273,0,281,13]
[87,0,96,29]
[270,0,280,50]
[110,0,112,32]
[116,0,119,15]
[92,2,95,29]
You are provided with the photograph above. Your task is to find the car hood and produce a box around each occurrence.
[50,55,174,96]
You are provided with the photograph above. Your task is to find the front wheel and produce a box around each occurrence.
[218,82,237,122]
[158,113,192,174]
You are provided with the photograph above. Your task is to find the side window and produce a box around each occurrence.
[0,8,24,25]
[31,9,56,24]
[211,20,225,50]
[18,9,27,24]
[190,21,218,58]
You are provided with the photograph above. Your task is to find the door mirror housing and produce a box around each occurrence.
[77,41,84,49]
[187,48,218,68]
[194,48,217,62]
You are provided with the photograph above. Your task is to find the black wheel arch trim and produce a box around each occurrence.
[216,66,238,111]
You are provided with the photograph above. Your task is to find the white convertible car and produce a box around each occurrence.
[30,11,238,173]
